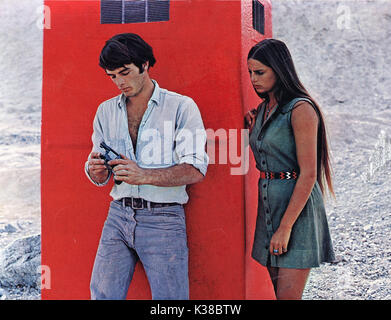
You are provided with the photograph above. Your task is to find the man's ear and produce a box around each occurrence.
[142,61,149,73]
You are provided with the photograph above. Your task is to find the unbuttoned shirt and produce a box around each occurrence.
[84,80,209,204]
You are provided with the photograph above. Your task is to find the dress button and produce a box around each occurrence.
[266,209,269,213]
[263,196,266,200]
[262,161,266,165]
[263,184,266,188]
[265,245,268,249]
[267,220,271,225]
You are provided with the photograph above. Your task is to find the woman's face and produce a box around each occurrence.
[247,58,277,94]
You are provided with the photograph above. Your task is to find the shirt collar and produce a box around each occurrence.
[117,79,160,109]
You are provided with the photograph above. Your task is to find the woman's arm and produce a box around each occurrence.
[269,101,319,255]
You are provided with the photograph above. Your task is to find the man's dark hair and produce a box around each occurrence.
[99,33,156,73]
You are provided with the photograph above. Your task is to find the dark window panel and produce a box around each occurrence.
[124,0,146,24]
[101,0,123,24]
[147,0,170,22]
[252,0,265,35]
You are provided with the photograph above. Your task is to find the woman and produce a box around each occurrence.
[244,39,335,300]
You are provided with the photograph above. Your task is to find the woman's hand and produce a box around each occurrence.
[244,108,258,132]
[269,225,292,256]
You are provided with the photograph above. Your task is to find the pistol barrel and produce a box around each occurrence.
[100,141,120,157]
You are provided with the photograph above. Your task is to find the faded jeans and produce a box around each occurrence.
[90,200,189,300]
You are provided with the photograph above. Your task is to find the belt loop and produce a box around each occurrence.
[147,201,151,210]
[122,198,125,208]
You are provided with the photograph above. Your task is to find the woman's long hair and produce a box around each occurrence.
[248,38,335,199]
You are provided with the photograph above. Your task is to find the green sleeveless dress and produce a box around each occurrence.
[249,97,335,269]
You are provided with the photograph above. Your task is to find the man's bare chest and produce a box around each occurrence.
[126,106,146,148]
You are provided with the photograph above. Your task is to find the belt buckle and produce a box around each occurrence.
[131,198,144,210]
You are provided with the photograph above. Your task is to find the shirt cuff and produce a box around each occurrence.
[179,156,208,176]
[84,161,111,186]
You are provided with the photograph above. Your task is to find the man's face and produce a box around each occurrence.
[105,63,147,98]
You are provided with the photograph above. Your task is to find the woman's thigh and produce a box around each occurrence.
[275,267,311,300]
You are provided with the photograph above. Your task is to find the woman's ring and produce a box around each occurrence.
[273,249,279,253]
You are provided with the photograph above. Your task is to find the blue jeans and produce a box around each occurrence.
[90,200,189,300]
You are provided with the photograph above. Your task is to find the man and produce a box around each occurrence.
[85,33,208,300]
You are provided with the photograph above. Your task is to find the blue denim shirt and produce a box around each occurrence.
[85,80,209,204]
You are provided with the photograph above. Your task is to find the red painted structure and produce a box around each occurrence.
[41,0,274,299]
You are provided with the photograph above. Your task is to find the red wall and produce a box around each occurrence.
[240,0,275,300]
[41,0,274,299]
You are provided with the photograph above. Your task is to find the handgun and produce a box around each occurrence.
[99,141,122,185]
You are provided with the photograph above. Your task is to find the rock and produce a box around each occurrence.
[0,234,41,288]
[363,224,372,232]
[0,287,7,299]
[0,224,17,233]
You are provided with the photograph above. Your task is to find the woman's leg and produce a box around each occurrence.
[267,266,279,295]
[275,268,311,300]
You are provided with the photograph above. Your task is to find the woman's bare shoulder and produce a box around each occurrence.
[291,101,318,125]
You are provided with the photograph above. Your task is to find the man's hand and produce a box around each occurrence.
[109,154,147,185]
[88,152,109,184]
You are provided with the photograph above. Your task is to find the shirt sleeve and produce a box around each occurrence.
[174,97,209,176]
[84,105,112,186]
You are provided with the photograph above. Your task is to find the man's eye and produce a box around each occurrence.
[121,72,130,76]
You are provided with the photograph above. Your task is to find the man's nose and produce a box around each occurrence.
[115,77,125,86]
